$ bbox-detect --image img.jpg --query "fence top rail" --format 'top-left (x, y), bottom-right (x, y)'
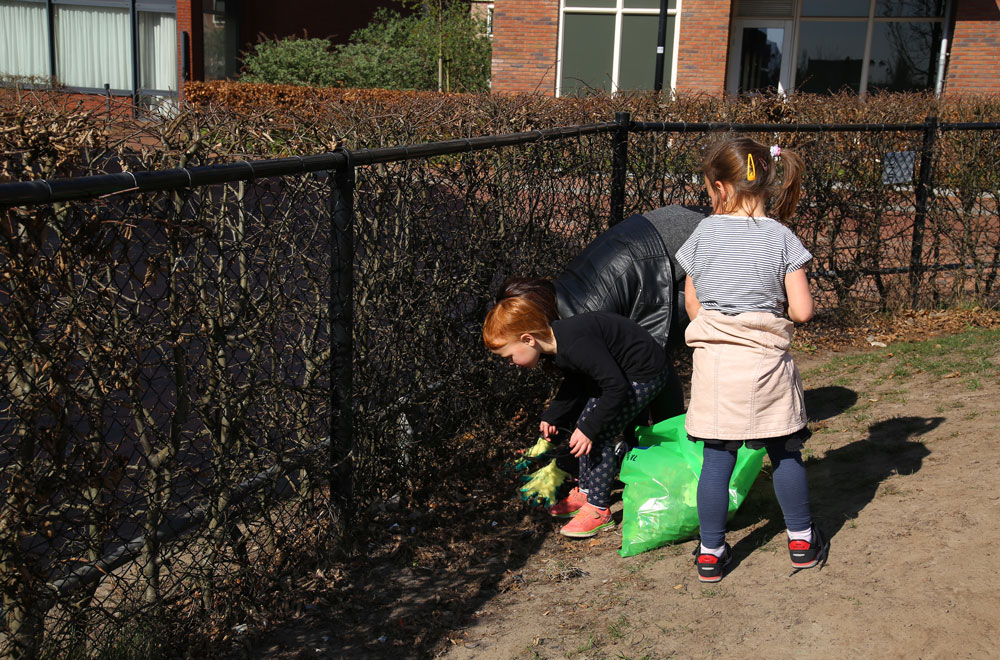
top-left (0, 122), bottom-right (616, 208)
top-left (631, 120), bottom-right (926, 133)
top-left (938, 121), bottom-right (1000, 131)
top-left (631, 120), bottom-right (1000, 133)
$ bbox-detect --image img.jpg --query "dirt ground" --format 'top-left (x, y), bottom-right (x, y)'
top-left (436, 351), bottom-right (998, 658)
top-left (244, 310), bottom-right (1000, 660)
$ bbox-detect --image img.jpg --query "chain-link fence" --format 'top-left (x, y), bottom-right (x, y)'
top-left (1, 115), bottom-right (999, 658)
top-left (625, 116), bottom-right (1000, 310)
top-left (2, 161), bottom-right (336, 658)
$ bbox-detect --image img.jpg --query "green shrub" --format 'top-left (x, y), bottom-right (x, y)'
top-left (237, 2), bottom-right (491, 93)
top-left (330, 4), bottom-right (492, 93)
top-left (240, 36), bottom-right (341, 87)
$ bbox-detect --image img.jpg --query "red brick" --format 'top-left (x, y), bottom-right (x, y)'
top-left (945, 0), bottom-right (1000, 95)
top-left (491, 0), bottom-right (559, 94)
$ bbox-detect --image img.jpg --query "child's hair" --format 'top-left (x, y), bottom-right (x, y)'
top-left (483, 283), bottom-right (557, 350)
top-left (701, 136), bottom-right (803, 222)
top-left (495, 276), bottom-right (558, 317)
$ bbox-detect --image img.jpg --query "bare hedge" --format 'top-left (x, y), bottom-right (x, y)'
top-left (1, 85), bottom-right (999, 658)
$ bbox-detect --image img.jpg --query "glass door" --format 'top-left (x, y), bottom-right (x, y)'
top-left (203, 0), bottom-right (240, 80)
top-left (727, 19), bottom-right (792, 95)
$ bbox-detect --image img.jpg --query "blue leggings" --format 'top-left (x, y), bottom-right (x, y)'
top-left (575, 371), bottom-right (668, 509)
top-left (697, 442), bottom-right (812, 549)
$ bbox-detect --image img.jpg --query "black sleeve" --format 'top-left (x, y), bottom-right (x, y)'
top-left (540, 377), bottom-right (588, 431)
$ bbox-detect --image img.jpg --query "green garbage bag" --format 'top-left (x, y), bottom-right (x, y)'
top-left (618, 414), bottom-right (766, 557)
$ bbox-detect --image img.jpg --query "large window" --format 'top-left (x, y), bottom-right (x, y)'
top-left (55, 4), bottom-right (132, 89)
top-left (728, 0), bottom-right (947, 96)
top-left (0, 1), bottom-right (49, 79)
top-left (0, 0), bottom-right (176, 98)
top-left (139, 11), bottom-right (178, 92)
top-left (559, 0), bottom-right (679, 96)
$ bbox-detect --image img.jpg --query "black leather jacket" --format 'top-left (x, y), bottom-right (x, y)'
top-left (553, 205), bottom-right (707, 348)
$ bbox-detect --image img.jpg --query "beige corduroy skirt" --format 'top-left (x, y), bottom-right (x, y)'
top-left (684, 309), bottom-right (807, 441)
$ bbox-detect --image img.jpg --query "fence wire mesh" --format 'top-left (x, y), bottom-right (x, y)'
top-left (627, 125), bottom-right (1000, 310)
top-left (350, 133), bottom-right (618, 502)
top-left (2, 174), bottom-right (333, 657)
top-left (1, 117), bottom-right (999, 658)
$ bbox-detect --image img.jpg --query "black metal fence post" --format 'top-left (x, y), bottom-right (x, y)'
top-left (653, 0), bottom-right (669, 91)
top-left (910, 115), bottom-right (938, 307)
top-left (610, 111), bottom-right (631, 226)
top-left (129, 0), bottom-right (139, 116)
top-left (330, 152), bottom-right (356, 538)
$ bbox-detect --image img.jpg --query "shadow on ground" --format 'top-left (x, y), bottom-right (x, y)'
top-left (231, 386), bottom-right (937, 659)
top-left (727, 386), bottom-right (936, 572)
top-left (804, 385), bottom-right (858, 422)
top-left (229, 464), bottom-right (559, 660)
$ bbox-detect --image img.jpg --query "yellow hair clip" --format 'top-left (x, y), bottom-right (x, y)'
top-left (746, 153), bottom-right (756, 182)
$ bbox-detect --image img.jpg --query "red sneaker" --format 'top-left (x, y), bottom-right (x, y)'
top-left (789, 525), bottom-right (830, 570)
top-left (548, 487), bottom-right (587, 518)
top-left (693, 543), bottom-right (733, 583)
top-left (559, 503), bottom-right (613, 538)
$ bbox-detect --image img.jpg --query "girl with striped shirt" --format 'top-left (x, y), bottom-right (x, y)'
top-left (675, 137), bottom-right (829, 583)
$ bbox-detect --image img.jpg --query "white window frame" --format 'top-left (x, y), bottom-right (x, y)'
top-left (556, 0), bottom-right (683, 97)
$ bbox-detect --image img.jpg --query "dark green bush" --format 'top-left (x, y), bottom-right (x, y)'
top-left (237, 2), bottom-right (491, 93)
top-left (239, 36), bottom-right (342, 87)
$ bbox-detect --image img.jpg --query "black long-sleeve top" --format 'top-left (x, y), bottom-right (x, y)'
top-left (541, 312), bottom-right (666, 440)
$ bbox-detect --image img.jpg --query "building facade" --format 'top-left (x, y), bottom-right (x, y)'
top-left (0, 0), bottom-right (406, 106)
top-left (1, 0), bottom-right (179, 106)
top-left (2, 0), bottom-right (996, 104)
top-left (491, 0), bottom-right (1000, 97)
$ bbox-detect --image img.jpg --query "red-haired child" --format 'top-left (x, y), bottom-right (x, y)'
top-left (484, 296), bottom-right (668, 537)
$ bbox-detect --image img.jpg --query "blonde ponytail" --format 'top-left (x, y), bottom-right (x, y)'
top-left (771, 148), bottom-right (803, 222)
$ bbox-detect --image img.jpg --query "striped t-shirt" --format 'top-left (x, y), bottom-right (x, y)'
top-left (674, 214), bottom-right (812, 316)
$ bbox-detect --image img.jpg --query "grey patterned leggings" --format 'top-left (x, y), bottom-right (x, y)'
top-left (576, 370), bottom-right (669, 508)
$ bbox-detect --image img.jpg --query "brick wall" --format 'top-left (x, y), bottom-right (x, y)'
top-left (944, 0), bottom-right (1000, 95)
top-left (176, 0), bottom-right (202, 99)
top-left (675, 0), bottom-right (731, 94)
top-left (490, 0), bottom-right (559, 94)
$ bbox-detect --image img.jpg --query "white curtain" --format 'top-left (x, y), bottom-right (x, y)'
top-left (54, 4), bottom-right (131, 90)
top-left (139, 11), bottom-right (177, 92)
top-left (0, 1), bottom-right (49, 79)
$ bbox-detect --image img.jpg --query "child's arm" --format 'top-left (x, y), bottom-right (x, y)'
top-left (541, 377), bottom-right (587, 434)
top-left (784, 268), bottom-right (814, 323)
top-left (684, 276), bottom-right (701, 320)
top-left (555, 336), bottom-right (631, 454)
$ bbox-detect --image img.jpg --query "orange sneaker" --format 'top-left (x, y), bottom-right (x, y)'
top-left (559, 503), bottom-right (613, 538)
top-left (548, 487), bottom-right (587, 518)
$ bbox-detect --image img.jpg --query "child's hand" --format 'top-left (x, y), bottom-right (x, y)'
top-left (539, 421), bottom-right (559, 439)
top-left (568, 428), bottom-right (592, 457)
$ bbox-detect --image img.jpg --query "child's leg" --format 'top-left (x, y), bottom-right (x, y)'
top-left (767, 442), bottom-right (830, 569)
top-left (765, 443), bottom-right (812, 533)
top-left (577, 455), bottom-right (592, 497)
top-left (578, 442), bottom-right (616, 509)
top-left (574, 374), bottom-right (668, 509)
top-left (697, 444), bottom-right (737, 550)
